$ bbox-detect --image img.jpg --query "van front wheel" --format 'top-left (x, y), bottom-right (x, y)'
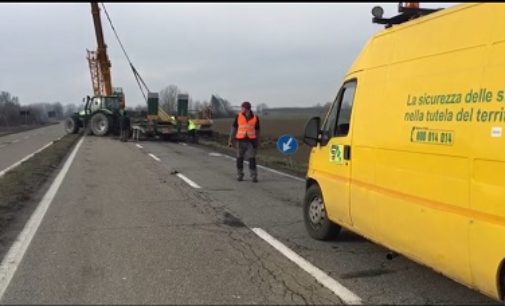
top-left (303, 184), bottom-right (341, 240)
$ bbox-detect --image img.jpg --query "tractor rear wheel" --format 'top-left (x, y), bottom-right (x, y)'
top-left (90, 112), bottom-right (111, 136)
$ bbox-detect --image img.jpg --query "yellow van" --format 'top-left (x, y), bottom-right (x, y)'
top-left (302, 3), bottom-right (505, 302)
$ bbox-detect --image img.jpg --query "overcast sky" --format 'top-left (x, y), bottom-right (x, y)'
top-left (0, 2), bottom-right (457, 108)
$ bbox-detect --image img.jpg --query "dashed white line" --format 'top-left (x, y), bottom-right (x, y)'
top-left (176, 173), bottom-right (201, 189)
top-left (0, 136), bottom-right (85, 301)
top-left (136, 144), bottom-right (143, 149)
top-left (251, 228), bottom-right (362, 305)
top-left (148, 153), bottom-right (160, 161)
top-left (0, 141), bottom-right (54, 177)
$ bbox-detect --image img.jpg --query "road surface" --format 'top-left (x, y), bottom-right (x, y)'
top-left (0, 123), bottom-right (65, 174)
top-left (0, 136), bottom-right (499, 304)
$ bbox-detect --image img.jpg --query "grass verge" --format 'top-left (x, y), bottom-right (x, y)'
top-left (0, 133), bottom-right (80, 240)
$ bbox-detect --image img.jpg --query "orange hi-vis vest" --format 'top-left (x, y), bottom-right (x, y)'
top-left (236, 112), bottom-right (257, 139)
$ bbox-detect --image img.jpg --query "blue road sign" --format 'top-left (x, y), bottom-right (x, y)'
top-left (276, 134), bottom-right (298, 156)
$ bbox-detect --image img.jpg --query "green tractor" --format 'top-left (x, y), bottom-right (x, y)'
top-left (64, 88), bottom-right (124, 136)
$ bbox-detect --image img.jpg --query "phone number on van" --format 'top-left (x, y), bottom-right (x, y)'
top-left (410, 127), bottom-right (455, 146)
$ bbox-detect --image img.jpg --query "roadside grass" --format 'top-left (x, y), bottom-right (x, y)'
top-left (0, 133), bottom-right (80, 236)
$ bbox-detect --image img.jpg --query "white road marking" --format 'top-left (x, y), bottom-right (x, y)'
top-left (0, 141), bottom-right (54, 177)
top-left (23, 136), bottom-right (30, 140)
top-left (251, 228), bottom-right (362, 305)
top-left (176, 173), bottom-right (201, 189)
top-left (213, 153), bottom-right (305, 182)
top-left (136, 144), bottom-right (143, 149)
top-left (181, 143), bottom-right (188, 146)
top-left (0, 136), bottom-right (85, 301)
top-left (208, 152), bottom-right (222, 157)
top-left (11, 140), bottom-right (19, 143)
top-left (149, 153), bottom-right (160, 161)
top-left (256, 164), bottom-right (305, 182)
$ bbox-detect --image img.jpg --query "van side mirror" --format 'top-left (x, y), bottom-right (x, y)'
top-left (303, 116), bottom-right (321, 147)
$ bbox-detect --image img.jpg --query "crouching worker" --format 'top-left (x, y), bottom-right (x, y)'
top-left (228, 101), bottom-right (260, 183)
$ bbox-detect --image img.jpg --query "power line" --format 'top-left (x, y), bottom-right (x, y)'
top-left (100, 2), bottom-right (151, 101)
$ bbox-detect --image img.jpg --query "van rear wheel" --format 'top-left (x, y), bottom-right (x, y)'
top-left (303, 184), bottom-right (341, 240)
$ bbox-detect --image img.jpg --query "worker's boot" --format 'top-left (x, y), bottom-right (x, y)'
top-left (237, 157), bottom-right (244, 181)
top-left (250, 158), bottom-right (258, 183)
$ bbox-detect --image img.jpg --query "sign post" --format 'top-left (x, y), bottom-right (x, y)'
top-left (276, 134), bottom-right (298, 169)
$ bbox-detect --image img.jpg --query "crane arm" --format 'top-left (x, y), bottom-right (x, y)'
top-left (90, 2), bottom-right (112, 96)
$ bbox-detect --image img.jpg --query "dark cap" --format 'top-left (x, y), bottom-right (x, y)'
top-left (241, 101), bottom-right (251, 110)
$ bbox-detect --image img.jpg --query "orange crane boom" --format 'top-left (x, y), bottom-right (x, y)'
top-left (88, 2), bottom-right (112, 97)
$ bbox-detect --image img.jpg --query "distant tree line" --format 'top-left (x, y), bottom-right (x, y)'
top-left (0, 90), bottom-right (66, 127)
top-left (29, 85), bottom-right (331, 124)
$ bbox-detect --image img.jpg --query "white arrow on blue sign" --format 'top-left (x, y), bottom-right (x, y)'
top-left (276, 134), bottom-right (298, 156)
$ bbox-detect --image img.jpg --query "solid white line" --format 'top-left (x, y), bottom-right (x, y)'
top-left (256, 164), bottom-right (305, 182)
top-left (251, 228), bottom-right (362, 305)
top-left (0, 136), bottom-right (85, 301)
top-left (148, 153), bottom-right (160, 161)
top-left (176, 173), bottom-right (201, 189)
top-left (136, 144), bottom-right (143, 149)
top-left (0, 141), bottom-right (54, 178)
top-left (216, 153), bottom-right (305, 182)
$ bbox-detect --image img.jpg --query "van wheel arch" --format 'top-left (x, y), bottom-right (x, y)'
top-left (498, 258), bottom-right (505, 302)
top-left (306, 178), bottom-right (318, 190)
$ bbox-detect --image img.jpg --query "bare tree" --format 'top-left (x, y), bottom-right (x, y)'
top-left (0, 91), bottom-right (21, 126)
top-left (64, 103), bottom-right (77, 117)
top-left (210, 94), bottom-right (234, 118)
top-left (192, 99), bottom-right (202, 111)
top-left (52, 102), bottom-right (64, 120)
top-left (159, 84), bottom-right (179, 114)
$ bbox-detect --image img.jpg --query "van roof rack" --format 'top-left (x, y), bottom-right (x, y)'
top-left (372, 3), bottom-right (443, 28)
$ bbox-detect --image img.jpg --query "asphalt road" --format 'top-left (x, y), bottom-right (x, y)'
top-left (0, 123), bottom-right (66, 174)
top-left (0, 135), bottom-right (499, 304)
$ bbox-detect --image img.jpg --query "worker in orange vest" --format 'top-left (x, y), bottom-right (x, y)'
top-left (228, 101), bottom-right (260, 182)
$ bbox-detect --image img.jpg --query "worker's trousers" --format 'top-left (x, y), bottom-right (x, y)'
top-left (120, 128), bottom-right (129, 142)
top-left (236, 140), bottom-right (257, 178)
